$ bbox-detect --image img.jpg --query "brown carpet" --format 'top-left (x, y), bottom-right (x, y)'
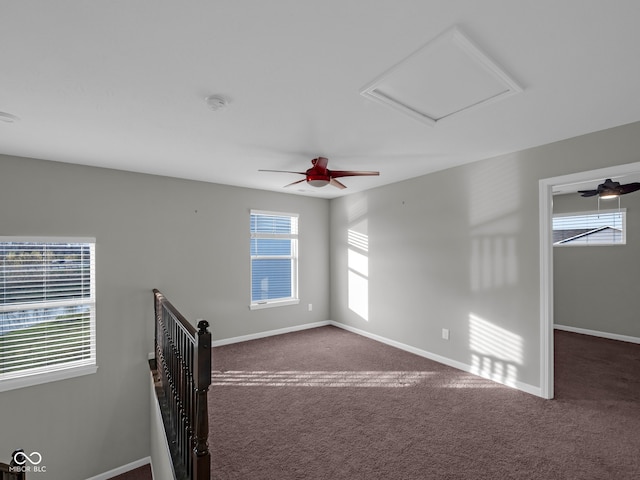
top-left (209, 326), bottom-right (640, 480)
top-left (108, 464), bottom-right (152, 480)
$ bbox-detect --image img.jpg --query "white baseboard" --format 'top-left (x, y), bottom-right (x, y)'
top-left (554, 324), bottom-right (640, 344)
top-left (210, 321), bottom-right (331, 347)
top-left (85, 457), bottom-right (151, 480)
top-left (328, 321), bottom-right (542, 398)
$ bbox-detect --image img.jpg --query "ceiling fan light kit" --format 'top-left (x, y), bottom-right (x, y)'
top-left (307, 177), bottom-right (330, 188)
top-left (599, 193), bottom-right (619, 200)
top-left (578, 178), bottom-right (640, 211)
top-left (578, 178), bottom-right (640, 198)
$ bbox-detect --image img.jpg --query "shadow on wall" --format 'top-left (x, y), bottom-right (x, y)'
top-left (468, 157), bottom-right (521, 293)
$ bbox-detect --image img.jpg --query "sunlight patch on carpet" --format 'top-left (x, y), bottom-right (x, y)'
top-left (211, 370), bottom-right (435, 387)
top-left (442, 376), bottom-right (502, 388)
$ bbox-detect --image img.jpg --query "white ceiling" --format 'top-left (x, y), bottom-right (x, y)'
top-left (3, 1), bottom-right (640, 199)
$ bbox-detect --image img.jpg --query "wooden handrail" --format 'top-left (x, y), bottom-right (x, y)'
top-left (153, 289), bottom-right (211, 480)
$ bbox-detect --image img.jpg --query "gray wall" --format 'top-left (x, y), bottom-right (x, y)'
top-left (4, 120), bottom-right (640, 478)
top-left (0, 154), bottom-right (329, 479)
top-left (553, 192), bottom-right (640, 337)
top-left (330, 121), bottom-right (640, 391)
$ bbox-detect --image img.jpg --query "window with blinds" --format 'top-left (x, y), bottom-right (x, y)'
top-left (0, 237), bottom-right (96, 391)
top-left (553, 210), bottom-right (626, 246)
top-left (250, 211), bottom-right (299, 309)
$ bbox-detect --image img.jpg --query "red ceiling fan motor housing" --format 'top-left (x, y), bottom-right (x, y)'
top-left (259, 156), bottom-right (379, 190)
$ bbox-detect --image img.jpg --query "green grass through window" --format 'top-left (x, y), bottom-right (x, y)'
top-left (0, 313), bottom-right (92, 375)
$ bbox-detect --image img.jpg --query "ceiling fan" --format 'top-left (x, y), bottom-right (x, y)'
top-left (578, 178), bottom-right (640, 198)
top-left (259, 156), bottom-right (379, 189)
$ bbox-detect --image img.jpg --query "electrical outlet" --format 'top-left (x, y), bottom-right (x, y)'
top-left (308, 303), bottom-right (313, 312)
top-left (442, 328), bottom-right (450, 340)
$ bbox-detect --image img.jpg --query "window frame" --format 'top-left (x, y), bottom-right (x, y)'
top-left (0, 236), bottom-right (97, 392)
top-left (552, 209), bottom-right (626, 247)
top-left (249, 210), bottom-right (300, 310)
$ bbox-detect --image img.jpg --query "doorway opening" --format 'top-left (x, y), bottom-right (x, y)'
top-left (538, 161), bottom-right (640, 399)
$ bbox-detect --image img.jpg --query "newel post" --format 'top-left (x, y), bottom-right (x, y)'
top-left (152, 289), bottom-right (162, 368)
top-left (193, 319), bottom-right (212, 480)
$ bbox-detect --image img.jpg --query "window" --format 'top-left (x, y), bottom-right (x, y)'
top-left (0, 237), bottom-right (96, 392)
top-left (553, 210), bottom-right (626, 246)
top-left (250, 210), bottom-right (299, 309)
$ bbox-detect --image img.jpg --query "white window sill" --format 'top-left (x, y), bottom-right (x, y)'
top-left (0, 364), bottom-right (98, 393)
top-left (249, 299), bottom-right (300, 310)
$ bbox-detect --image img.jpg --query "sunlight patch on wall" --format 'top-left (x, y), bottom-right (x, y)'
top-left (348, 247), bottom-right (368, 275)
top-left (348, 222), bottom-right (369, 321)
top-left (469, 313), bottom-right (522, 387)
top-left (212, 370), bottom-right (434, 387)
top-left (348, 229), bottom-right (369, 252)
top-left (348, 272), bottom-right (369, 320)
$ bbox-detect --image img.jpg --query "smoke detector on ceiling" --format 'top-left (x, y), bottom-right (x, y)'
top-left (205, 95), bottom-right (228, 111)
top-left (0, 112), bottom-right (20, 123)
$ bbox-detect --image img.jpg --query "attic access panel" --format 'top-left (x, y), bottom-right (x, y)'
top-left (360, 27), bottom-right (522, 126)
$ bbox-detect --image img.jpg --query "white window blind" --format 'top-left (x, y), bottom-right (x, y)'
top-left (0, 237), bottom-right (96, 391)
top-left (553, 210), bottom-right (626, 245)
top-left (250, 210), bottom-right (299, 308)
